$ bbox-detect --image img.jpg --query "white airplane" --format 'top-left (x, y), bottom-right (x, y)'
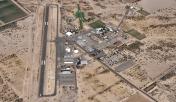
top-left (45, 22), bottom-right (48, 25)
top-left (41, 60), bottom-right (46, 65)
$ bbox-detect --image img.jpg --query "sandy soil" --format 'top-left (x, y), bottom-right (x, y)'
top-left (0, 72), bottom-right (23, 102)
top-left (0, 0), bottom-right (176, 102)
top-left (0, 0), bottom-right (38, 102)
top-left (123, 1), bottom-right (176, 101)
top-left (77, 55), bottom-right (136, 102)
top-left (62, 0), bottom-right (176, 101)
top-left (124, 92), bottom-right (152, 102)
top-left (0, 14), bottom-right (35, 101)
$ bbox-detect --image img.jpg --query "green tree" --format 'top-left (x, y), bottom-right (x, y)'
top-left (75, 4), bottom-right (86, 29)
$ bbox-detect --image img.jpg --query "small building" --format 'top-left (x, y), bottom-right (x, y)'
top-left (64, 53), bottom-right (75, 65)
top-left (76, 58), bottom-right (88, 67)
top-left (95, 28), bottom-right (104, 34)
top-left (65, 47), bottom-right (71, 53)
top-left (86, 46), bottom-right (95, 52)
top-left (64, 61), bottom-right (74, 64)
top-left (65, 32), bottom-right (73, 36)
top-left (74, 50), bottom-right (79, 54)
top-left (61, 70), bottom-right (72, 74)
top-left (80, 60), bottom-right (88, 65)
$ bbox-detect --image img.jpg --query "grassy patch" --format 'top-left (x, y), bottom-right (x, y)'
top-left (89, 20), bottom-right (105, 28)
top-left (127, 16), bottom-right (145, 21)
top-left (159, 40), bottom-right (176, 48)
top-left (127, 41), bottom-right (144, 52)
top-left (137, 9), bottom-right (150, 16)
top-left (126, 29), bottom-right (146, 40)
top-left (147, 44), bottom-right (163, 51)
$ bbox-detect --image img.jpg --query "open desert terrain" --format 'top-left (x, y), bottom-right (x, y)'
top-left (0, 0), bottom-right (176, 102)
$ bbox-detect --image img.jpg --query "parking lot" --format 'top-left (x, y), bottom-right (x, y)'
top-left (68, 27), bottom-right (136, 72)
top-left (58, 67), bottom-right (76, 87)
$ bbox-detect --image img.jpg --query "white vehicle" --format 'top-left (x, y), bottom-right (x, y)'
top-left (130, 6), bottom-right (134, 9)
top-left (107, 27), bottom-right (113, 32)
top-left (86, 33), bottom-right (91, 37)
top-left (83, 39), bottom-right (87, 42)
top-left (66, 68), bottom-right (71, 70)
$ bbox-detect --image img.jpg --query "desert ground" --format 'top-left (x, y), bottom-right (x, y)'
top-left (0, 0), bottom-right (176, 102)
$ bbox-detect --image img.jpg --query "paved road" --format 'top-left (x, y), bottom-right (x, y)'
top-left (56, 37), bottom-right (65, 65)
top-left (117, 6), bottom-right (130, 28)
top-left (39, 5), bottom-right (49, 97)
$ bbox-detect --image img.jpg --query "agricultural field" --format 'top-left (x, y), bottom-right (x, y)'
top-left (0, 0), bottom-right (28, 27)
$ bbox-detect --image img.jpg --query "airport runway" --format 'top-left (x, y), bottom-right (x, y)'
top-left (39, 5), bottom-right (49, 97)
top-left (39, 4), bottom-right (60, 97)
